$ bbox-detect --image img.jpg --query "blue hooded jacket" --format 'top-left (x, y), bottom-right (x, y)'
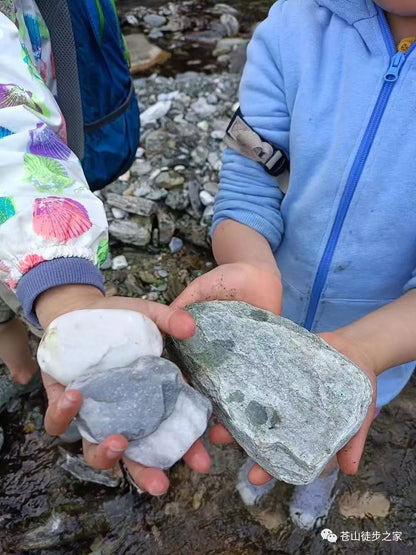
top-left (213, 0), bottom-right (416, 407)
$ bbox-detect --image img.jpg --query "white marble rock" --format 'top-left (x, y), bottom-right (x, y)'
top-left (37, 309), bottom-right (163, 385)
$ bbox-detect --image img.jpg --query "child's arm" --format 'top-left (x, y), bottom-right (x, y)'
top-left (0, 9), bottom-right (106, 324)
top-left (212, 1), bottom-right (290, 252)
top-left (332, 289), bottom-right (416, 376)
top-left (0, 9), bottom-right (210, 494)
top-left (174, 2), bottom-right (290, 312)
top-left (172, 220), bottom-right (282, 314)
top-left (35, 284), bottom-right (209, 496)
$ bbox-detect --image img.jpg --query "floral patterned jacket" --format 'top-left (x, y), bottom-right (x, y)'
top-left (0, 0), bottom-right (108, 324)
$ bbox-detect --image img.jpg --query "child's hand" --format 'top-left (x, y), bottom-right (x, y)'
top-left (36, 285), bottom-right (211, 495)
top-left (171, 262), bottom-right (283, 315)
top-left (207, 329), bottom-right (378, 486)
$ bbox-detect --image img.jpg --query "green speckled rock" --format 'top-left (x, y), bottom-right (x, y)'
top-left (167, 301), bottom-right (373, 485)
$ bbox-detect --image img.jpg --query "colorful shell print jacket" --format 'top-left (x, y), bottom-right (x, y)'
top-left (0, 0), bottom-right (107, 324)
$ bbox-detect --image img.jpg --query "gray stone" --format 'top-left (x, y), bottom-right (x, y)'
top-left (208, 152), bottom-right (222, 171)
top-left (130, 160), bottom-right (152, 177)
top-left (199, 190), bottom-right (215, 206)
top-left (60, 450), bottom-right (121, 488)
top-left (206, 93), bottom-right (219, 105)
top-left (176, 214), bottom-right (209, 248)
top-left (144, 129), bottom-right (175, 155)
top-left (217, 54), bottom-right (231, 66)
top-left (204, 181), bottom-right (219, 196)
top-left (220, 14), bottom-right (240, 37)
top-left (191, 145), bottom-right (209, 165)
top-left (167, 301), bottom-right (373, 485)
top-left (191, 97), bottom-right (217, 116)
top-left (0, 426), bottom-right (3, 452)
top-left (147, 187), bottom-right (168, 201)
top-left (59, 420), bottom-right (82, 443)
top-left (111, 207), bottom-right (127, 220)
top-left (165, 189), bottom-right (190, 211)
top-left (106, 193), bottom-right (157, 217)
top-left (185, 28), bottom-right (226, 46)
top-left (109, 217), bottom-right (151, 246)
top-left (125, 34), bottom-right (170, 74)
top-left (100, 255), bottom-right (112, 270)
top-left (71, 356), bottom-right (211, 468)
top-left (133, 184), bottom-right (152, 197)
top-left (157, 207), bottom-right (176, 245)
top-left (0, 371), bottom-right (41, 414)
top-left (197, 121), bottom-right (209, 132)
top-left (213, 37), bottom-right (248, 56)
top-left (155, 170), bottom-right (185, 190)
top-left (230, 43), bottom-right (248, 74)
top-left (140, 100), bottom-right (172, 126)
top-left (169, 237), bottom-right (184, 253)
top-left (125, 14), bottom-right (139, 27)
top-left (201, 205), bottom-right (214, 225)
top-left (211, 3), bottom-right (239, 17)
top-left (211, 129), bottom-right (225, 140)
top-left (143, 14), bottom-right (166, 27)
top-left (188, 179), bottom-right (203, 214)
top-left (148, 29), bottom-right (164, 40)
top-left (111, 255), bottom-right (128, 271)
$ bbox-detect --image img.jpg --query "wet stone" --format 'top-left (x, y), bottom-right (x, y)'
top-left (106, 193), bottom-right (157, 217)
top-left (143, 14), bottom-right (166, 27)
top-left (165, 189), bottom-right (190, 211)
top-left (147, 187), bottom-right (168, 201)
top-left (220, 14), bottom-right (240, 37)
top-left (111, 255), bottom-right (128, 271)
top-left (109, 216), bottom-right (152, 246)
top-left (59, 450), bottom-right (122, 488)
top-left (156, 207), bottom-right (176, 244)
top-left (71, 356), bottom-right (211, 468)
top-left (176, 214), bottom-right (209, 248)
top-left (169, 236), bottom-right (184, 253)
top-left (167, 301), bottom-right (373, 485)
top-left (0, 371), bottom-right (42, 413)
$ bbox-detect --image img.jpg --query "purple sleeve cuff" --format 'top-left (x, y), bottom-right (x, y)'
top-left (16, 257), bottom-right (105, 327)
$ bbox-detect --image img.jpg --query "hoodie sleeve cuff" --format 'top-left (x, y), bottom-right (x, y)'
top-left (16, 257), bottom-right (104, 327)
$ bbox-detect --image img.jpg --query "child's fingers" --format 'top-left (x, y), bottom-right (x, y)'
top-left (171, 269), bottom-right (241, 310)
top-left (101, 297), bottom-right (196, 339)
top-left (183, 439), bottom-right (211, 473)
top-left (82, 435), bottom-right (128, 469)
top-left (336, 404), bottom-right (375, 475)
top-left (170, 275), bottom-right (209, 309)
top-left (122, 457), bottom-right (170, 496)
top-left (43, 385), bottom-right (82, 435)
top-left (209, 423), bottom-right (234, 444)
top-left (248, 463), bottom-right (274, 485)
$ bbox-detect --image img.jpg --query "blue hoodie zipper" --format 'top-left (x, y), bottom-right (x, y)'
top-left (303, 8), bottom-right (416, 331)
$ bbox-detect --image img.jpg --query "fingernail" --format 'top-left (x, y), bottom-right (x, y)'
top-left (107, 447), bottom-right (125, 458)
top-left (148, 483), bottom-right (167, 496)
top-left (58, 393), bottom-right (76, 410)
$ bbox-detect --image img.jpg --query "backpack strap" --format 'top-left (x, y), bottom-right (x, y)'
top-left (36, 0), bottom-right (84, 159)
top-left (224, 108), bottom-right (289, 177)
